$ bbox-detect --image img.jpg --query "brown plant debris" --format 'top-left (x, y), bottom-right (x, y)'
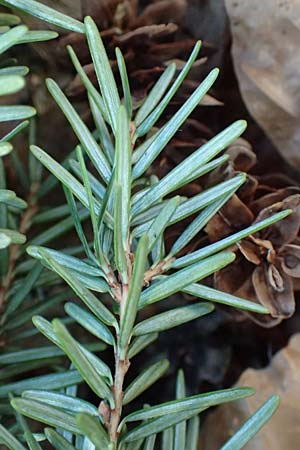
top-left (200, 333), bottom-right (300, 450)
top-left (203, 139), bottom-right (300, 327)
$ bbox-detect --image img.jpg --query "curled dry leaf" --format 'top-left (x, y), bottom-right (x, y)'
top-left (214, 194), bottom-right (300, 327)
top-left (199, 334), bottom-right (300, 450)
top-left (254, 195), bottom-right (300, 248)
top-left (252, 262), bottom-right (294, 319)
top-left (225, 0), bottom-right (300, 169)
top-left (281, 244), bottom-right (300, 278)
top-left (202, 138), bottom-right (300, 327)
top-left (251, 187), bottom-right (300, 215)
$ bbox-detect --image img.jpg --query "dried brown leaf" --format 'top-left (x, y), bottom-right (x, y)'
top-left (252, 262), bottom-right (295, 318)
top-left (200, 334), bottom-right (300, 450)
top-left (281, 244), bottom-right (300, 278)
top-left (254, 195), bottom-right (300, 247)
top-left (226, 0), bottom-right (300, 169)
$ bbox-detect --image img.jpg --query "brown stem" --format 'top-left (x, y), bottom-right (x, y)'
top-left (108, 251), bottom-right (131, 446)
top-left (105, 252), bottom-right (172, 445)
top-left (109, 355), bottom-right (130, 444)
top-left (0, 183), bottom-right (39, 313)
top-left (143, 257), bottom-right (174, 285)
